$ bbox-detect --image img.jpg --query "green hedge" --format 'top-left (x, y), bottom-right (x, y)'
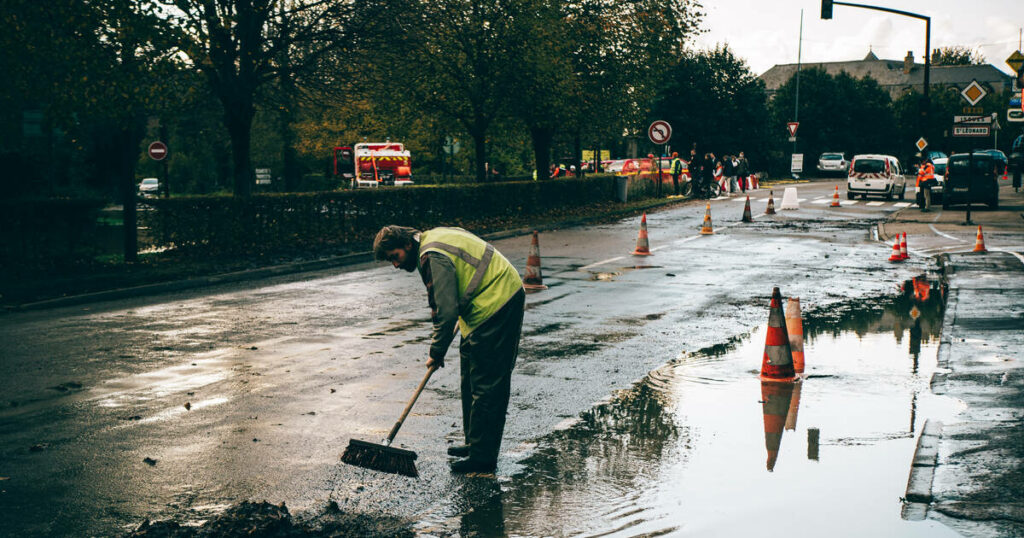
top-left (0, 198), bottom-right (107, 276)
top-left (140, 176), bottom-right (621, 255)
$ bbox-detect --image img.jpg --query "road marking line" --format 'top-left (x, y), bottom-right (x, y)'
top-left (810, 199), bottom-right (831, 204)
top-left (579, 255), bottom-right (626, 271)
top-left (892, 202), bottom-right (912, 208)
top-left (840, 200), bottom-right (859, 206)
top-left (928, 224), bottom-right (966, 242)
top-left (866, 201), bottom-right (885, 206)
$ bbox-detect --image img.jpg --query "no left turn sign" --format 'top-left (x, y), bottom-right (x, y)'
top-left (648, 120), bottom-right (672, 144)
top-left (148, 141), bottom-right (168, 161)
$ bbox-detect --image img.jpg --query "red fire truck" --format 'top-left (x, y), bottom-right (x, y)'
top-left (333, 142), bottom-right (413, 188)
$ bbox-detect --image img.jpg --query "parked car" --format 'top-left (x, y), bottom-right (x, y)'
top-left (942, 152), bottom-right (999, 210)
top-left (973, 149), bottom-right (1008, 175)
top-left (846, 154), bottom-right (906, 200)
top-left (816, 152), bottom-right (847, 176)
top-left (138, 177), bottom-right (159, 197)
top-left (915, 157), bottom-right (947, 207)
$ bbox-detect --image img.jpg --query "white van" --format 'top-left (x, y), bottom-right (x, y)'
top-left (846, 154), bottom-right (906, 200)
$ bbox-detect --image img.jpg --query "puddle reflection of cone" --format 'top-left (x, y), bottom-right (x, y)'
top-left (632, 213), bottom-right (653, 256)
top-left (765, 191), bottom-right (776, 215)
top-left (899, 232), bottom-right (909, 260)
top-left (700, 202), bottom-right (714, 234)
top-left (972, 225), bottom-right (987, 253)
top-left (522, 230), bottom-right (548, 291)
top-left (760, 287), bottom-right (796, 382)
top-left (784, 378), bottom-right (803, 431)
top-left (785, 297), bottom-right (804, 375)
top-left (807, 427), bottom-right (820, 461)
top-left (888, 237), bottom-right (903, 262)
top-left (761, 380), bottom-right (795, 471)
top-left (742, 196), bottom-right (752, 223)
top-left (830, 185), bottom-right (841, 207)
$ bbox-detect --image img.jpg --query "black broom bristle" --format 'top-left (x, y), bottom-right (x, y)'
top-left (341, 438), bottom-right (419, 478)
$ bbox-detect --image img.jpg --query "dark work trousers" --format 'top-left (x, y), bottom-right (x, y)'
top-left (672, 173), bottom-right (681, 195)
top-left (459, 288), bottom-right (525, 463)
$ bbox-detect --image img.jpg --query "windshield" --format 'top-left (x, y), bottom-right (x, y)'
top-left (821, 154), bottom-right (843, 160)
top-left (933, 163), bottom-right (947, 175)
top-left (853, 159), bottom-right (885, 174)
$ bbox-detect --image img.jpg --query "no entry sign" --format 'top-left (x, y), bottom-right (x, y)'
top-left (148, 141), bottom-right (168, 161)
top-left (648, 120), bottom-right (672, 144)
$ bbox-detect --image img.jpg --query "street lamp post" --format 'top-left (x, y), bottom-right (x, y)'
top-left (822, 1), bottom-right (931, 139)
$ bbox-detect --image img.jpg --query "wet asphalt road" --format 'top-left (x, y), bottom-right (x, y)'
top-left (0, 180), bottom-right (944, 536)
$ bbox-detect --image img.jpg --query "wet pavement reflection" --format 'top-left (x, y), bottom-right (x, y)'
top-left (437, 275), bottom-right (964, 537)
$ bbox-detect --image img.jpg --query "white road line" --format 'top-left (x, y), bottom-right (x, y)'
top-left (810, 199), bottom-right (831, 204)
top-left (928, 224), bottom-right (966, 242)
top-left (991, 248), bottom-right (1024, 265)
top-left (840, 200), bottom-right (859, 206)
top-left (866, 201), bottom-right (885, 206)
top-left (892, 202), bottom-right (912, 208)
top-left (579, 255), bottom-right (627, 272)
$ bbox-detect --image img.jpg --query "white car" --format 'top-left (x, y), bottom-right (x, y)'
top-left (817, 152), bottom-right (847, 176)
top-left (138, 177), bottom-right (159, 197)
top-left (846, 154), bottom-right (906, 200)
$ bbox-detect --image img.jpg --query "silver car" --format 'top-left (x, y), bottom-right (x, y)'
top-left (817, 152), bottom-right (847, 176)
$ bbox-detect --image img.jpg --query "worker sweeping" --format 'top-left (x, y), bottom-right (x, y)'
top-left (916, 157), bottom-right (935, 212)
top-left (373, 225), bottom-right (525, 474)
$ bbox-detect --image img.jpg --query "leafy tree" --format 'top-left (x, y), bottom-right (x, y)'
top-left (652, 45), bottom-right (769, 165)
top-left (931, 46), bottom-right (985, 66)
top-left (156, 0), bottom-right (368, 197)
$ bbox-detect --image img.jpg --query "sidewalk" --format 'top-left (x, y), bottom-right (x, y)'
top-left (893, 183), bottom-right (1024, 536)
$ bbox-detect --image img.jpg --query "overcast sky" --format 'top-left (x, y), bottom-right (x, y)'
top-left (693, 0), bottom-right (1024, 77)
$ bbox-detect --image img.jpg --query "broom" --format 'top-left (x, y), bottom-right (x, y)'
top-left (341, 365), bottom-right (438, 478)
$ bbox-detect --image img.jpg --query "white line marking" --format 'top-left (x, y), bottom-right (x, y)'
top-left (579, 255), bottom-right (626, 272)
top-left (810, 199), bottom-right (831, 204)
top-left (928, 224), bottom-right (966, 242)
top-left (892, 202), bottom-right (912, 208)
top-left (866, 201), bottom-right (884, 206)
top-left (840, 200), bottom-right (859, 206)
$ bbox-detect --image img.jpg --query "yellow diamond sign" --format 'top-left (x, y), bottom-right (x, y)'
top-left (916, 137), bottom-right (928, 151)
top-left (961, 80), bottom-right (987, 106)
top-left (1007, 50), bottom-right (1024, 73)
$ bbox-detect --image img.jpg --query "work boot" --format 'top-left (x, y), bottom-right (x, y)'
top-left (450, 457), bottom-right (497, 474)
top-left (446, 444), bottom-right (471, 457)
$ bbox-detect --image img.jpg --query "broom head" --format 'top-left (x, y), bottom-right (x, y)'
top-left (341, 438), bottom-right (419, 478)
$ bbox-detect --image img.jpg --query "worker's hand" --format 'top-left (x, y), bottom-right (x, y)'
top-left (426, 356), bottom-right (444, 369)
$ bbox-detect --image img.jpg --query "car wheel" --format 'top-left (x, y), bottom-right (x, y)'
top-left (885, 189), bottom-right (893, 201)
top-left (942, 200), bottom-right (950, 210)
top-left (898, 186), bottom-right (905, 200)
top-left (846, 191), bottom-right (854, 200)
top-left (988, 198), bottom-right (998, 210)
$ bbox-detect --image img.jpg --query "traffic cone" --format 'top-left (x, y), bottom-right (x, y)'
top-left (760, 287), bottom-right (796, 382)
top-left (785, 297), bottom-right (805, 375)
top-left (761, 380), bottom-right (795, 471)
top-left (751, 174), bottom-right (759, 190)
top-left (522, 230), bottom-right (548, 291)
top-left (888, 237), bottom-right (903, 262)
top-left (784, 379), bottom-right (803, 431)
top-left (830, 185), bottom-right (841, 207)
top-left (765, 191), bottom-right (776, 215)
top-left (741, 196), bottom-right (752, 223)
top-left (631, 213), bottom-right (653, 256)
top-left (972, 225), bottom-right (987, 253)
top-left (700, 202), bottom-right (714, 235)
top-left (899, 232), bottom-right (909, 260)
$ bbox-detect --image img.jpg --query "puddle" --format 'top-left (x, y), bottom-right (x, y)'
top-left (433, 276), bottom-right (964, 536)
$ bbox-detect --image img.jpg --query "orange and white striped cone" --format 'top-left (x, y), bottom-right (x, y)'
top-left (751, 174), bottom-right (759, 190)
top-left (972, 225), bottom-right (987, 253)
top-left (785, 297), bottom-right (804, 375)
top-left (522, 230), bottom-right (548, 291)
top-left (761, 380), bottom-right (795, 472)
top-left (899, 232), bottom-right (909, 260)
top-left (741, 196), bottom-right (753, 223)
top-left (830, 185), bottom-right (841, 207)
top-left (784, 378), bottom-right (803, 431)
top-left (760, 287), bottom-right (796, 382)
top-left (700, 202), bottom-right (714, 235)
top-left (888, 237), bottom-right (904, 262)
top-left (765, 191), bottom-right (776, 215)
top-left (631, 213), bottom-right (653, 256)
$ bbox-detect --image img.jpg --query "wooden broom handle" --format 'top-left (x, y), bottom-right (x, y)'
top-left (385, 365), bottom-right (439, 445)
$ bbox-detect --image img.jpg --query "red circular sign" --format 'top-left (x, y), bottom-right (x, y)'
top-left (648, 120), bottom-right (672, 144)
top-left (148, 141), bottom-right (168, 161)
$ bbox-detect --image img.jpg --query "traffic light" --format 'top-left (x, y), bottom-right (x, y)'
top-left (821, 0), bottom-right (833, 19)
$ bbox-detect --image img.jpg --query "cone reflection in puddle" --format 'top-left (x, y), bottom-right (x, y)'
top-left (761, 380), bottom-right (796, 472)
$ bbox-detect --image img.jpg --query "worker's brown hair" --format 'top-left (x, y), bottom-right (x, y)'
top-left (373, 225), bottom-right (420, 260)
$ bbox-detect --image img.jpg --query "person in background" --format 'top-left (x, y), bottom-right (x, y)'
top-left (736, 152), bottom-right (750, 193)
top-left (916, 157), bottom-right (935, 212)
top-left (670, 152), bottom-right (684, 196)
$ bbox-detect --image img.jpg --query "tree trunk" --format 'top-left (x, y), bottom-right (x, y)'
top-left (116, 122), bottom-right (144, 263)
top-left (573, 132), bottom-right (582, 178)
top-left (224, 102), bottom-right (255, 197)
top-left (530, 127), bottom-right (553, 181)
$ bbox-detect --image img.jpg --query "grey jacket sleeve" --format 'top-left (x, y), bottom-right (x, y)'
top-left (421, 251), bottom-right (460, 361)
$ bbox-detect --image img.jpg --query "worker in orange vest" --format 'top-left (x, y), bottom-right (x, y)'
top-left (916, 158), bottom-right (936, 212)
